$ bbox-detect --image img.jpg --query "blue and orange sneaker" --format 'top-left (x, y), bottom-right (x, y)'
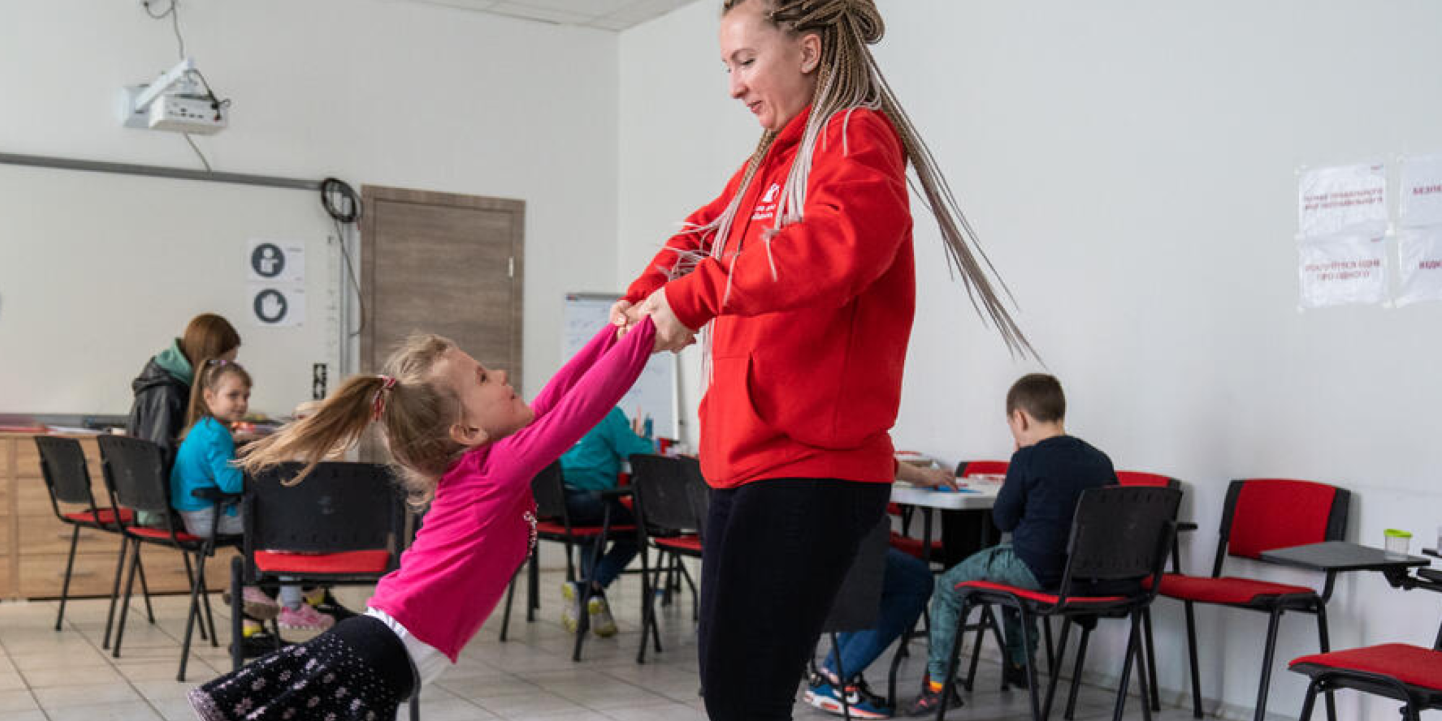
top-left (804, 671), bottom-right (894, 719)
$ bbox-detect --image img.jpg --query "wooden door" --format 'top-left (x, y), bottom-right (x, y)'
top-left (358, 186), bottom-right (525, 460)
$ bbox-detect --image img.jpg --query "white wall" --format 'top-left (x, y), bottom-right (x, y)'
top-left (619, 2), bottom-right (1442, 718)
top-left (0, 0), bottom-right (618, 410)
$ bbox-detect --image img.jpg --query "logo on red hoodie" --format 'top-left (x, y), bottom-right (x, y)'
top-left (752, 183), bottom-right (781, 221)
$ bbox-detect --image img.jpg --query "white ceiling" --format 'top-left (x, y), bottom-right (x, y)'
top-left (404, 0), bottom-right (705, 32)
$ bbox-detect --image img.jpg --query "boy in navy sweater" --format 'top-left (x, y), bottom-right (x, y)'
top-left (910, 374), bottom-right (1116, 715)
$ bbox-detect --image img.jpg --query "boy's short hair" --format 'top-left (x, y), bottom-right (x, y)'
top-left (1006, 373), bottom-right (1066, 423)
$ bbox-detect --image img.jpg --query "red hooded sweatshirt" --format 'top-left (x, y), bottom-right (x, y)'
top-left (624, 106), bottom-right (915, 489)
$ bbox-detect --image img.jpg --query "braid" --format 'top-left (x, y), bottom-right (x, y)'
top-left (690, 0), bottom-right (1035, 358)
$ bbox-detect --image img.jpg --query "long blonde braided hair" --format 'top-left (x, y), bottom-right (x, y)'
top-left (672, 0), bottom-right (1033, 358)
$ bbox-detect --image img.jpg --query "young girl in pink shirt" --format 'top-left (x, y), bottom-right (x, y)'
top-left (187, 319), bottom-right (657, 721)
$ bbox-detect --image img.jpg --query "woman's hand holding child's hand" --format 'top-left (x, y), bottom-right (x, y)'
top-left (641, 288), bottom-right (696, 353)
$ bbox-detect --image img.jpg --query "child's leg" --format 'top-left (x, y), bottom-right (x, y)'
top-left (978, 549), bottom-right (1042, 666)
top-left (824, 549), bottom-right (932, 682)
top-left (925, 546), bottom-right (1005, 683)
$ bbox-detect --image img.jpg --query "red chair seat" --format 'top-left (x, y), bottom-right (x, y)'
top-left (254, 550), bottom-right (392, 575)
top-left (64, 507), bottom-right (134, 525)
top-left (129, 526), bottom-right (204, 543)
top-left (889, 531), bottom-right (944, 560)
top-left (1155, 573), bottom-right (1315, 604)
top-left (534, 521), bottom-right (636, 538)
top-left (1290, 644), bottom-right (1442, 692)
top-left (655, 535), bottom-right (702, 553)
top-left (887, 502), bottom-right (904, 516)
top-left (956, 579), bottom-right (1126, 605)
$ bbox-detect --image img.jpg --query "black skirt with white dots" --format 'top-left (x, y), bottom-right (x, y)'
top-left (187, 615), bottom-right (416, 721)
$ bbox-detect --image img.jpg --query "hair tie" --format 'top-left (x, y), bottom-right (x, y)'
top-left (208, 359), bottom-right (228, 366)
top-left (372, 375), bottom-right (398, 421)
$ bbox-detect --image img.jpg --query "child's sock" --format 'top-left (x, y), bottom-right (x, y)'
top-left (927, 677), bottom-right (945, 694)
top-left (242, 619), bottom-right (264, 637)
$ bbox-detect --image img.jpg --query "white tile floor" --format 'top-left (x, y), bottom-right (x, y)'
top-left (0, 570), bottom-right (1205, 720)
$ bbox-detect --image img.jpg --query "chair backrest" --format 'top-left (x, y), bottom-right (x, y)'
top-left (1058, 486), bottom-right (1181, 597)
top-left (684, 467), bottom-right (712, 541)
top-left (1219, 478), bottom-right (1349, 567)
top-left (630, 454), bottom-right (701, 535)
top-left (529, 461), bottom-right (567, 520)
top-left (35, 436), bottom-right (99, 510)
top-left (1115, 470), bottom-right (1179, 489)
top-left (822, 518), bottom-right (891, 633)
top-left (97, 434), bottom-right (173, 516)
top-left (244, 462), bottom-right (404, 557)
top-left (956, 459), bottom-right (1009, 479)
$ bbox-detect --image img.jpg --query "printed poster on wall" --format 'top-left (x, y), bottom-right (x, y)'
top-left (1297, 234), bottom-right (1387, 309)
top-left (1298, 163), bottom-right (1388, 238)
top-left (1396, 228), bottom-right (1442, 306)
top-left (1400, 154), bottom-right (1442, 228)
top-left (247, 239), bottom-right (306, 284)
top-left (248, 284), bottom-right (306, 327)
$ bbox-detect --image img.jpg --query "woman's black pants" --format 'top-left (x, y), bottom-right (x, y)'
top-left (698, 478), bottom-right (890, 720)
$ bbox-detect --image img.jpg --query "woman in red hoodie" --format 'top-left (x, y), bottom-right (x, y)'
top-left (614, 1), bottom-right (1031, 718)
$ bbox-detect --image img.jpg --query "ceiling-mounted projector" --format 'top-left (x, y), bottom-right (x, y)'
top-left (119, 57), bottom-right (228, 135)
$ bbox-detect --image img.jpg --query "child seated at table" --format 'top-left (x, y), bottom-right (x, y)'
top-left (805, 460), bottom-right (954, 719)
top-left (170, 359), bottom-right (335, 634)
top-left (908, 373), bottom-right (1117, 715)
top-left (557, 405), bottom-right (655, 637)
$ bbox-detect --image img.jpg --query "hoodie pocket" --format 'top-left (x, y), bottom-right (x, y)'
top-left (700, 355), bottom-right (775, 479)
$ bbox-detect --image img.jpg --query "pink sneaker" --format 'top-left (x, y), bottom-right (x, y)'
top-left (278, 603), bottom-right (336, 631)
top-left (240, 587), bottom-right (280, 621)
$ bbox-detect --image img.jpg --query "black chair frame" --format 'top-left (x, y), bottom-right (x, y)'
top-left (229, 461), bottom-right (416, 718)
top-left (34, 436), bottom-right (156, 633)
top-left (1292, 567), bottom-right (1442, 721)
top-left (630, 454), bottom-right (706, 664)
top-left (97, 434), bottom-right (239, 682)
top-left (1165, 479), bottom-right (1349, 721)
top-left (936, 486), bottom-right (1181, 721)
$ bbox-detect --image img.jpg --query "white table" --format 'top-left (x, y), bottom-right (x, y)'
top-left (889, 482), bottom-right (1000, 510)
top-left (889, 480), bottom-right (1003, 568)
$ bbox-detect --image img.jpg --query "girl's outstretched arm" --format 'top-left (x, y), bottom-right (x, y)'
top-left (499, 318), bottom-right (657, 484)
top-left (530, 322), bottom-right (625, 419)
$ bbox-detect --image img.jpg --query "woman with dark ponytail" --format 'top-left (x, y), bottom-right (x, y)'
top-left (613, 1), bottom-right (1031, 717)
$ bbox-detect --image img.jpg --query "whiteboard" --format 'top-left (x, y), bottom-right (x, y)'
top-left (0, 161), bottom-right (342, 418)
top-left (562, 293), bottom-right (678, 439)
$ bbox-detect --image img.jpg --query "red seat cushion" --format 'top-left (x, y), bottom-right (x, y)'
top-left (534, 521), bottom-right (636, 538)
top-left (889, 532), bottom-right (944, 560)
top-left (64, 508), bottom-right (134, 525)
top-left (887, 503), bottom-right (904, 516)
top-left (619, 497), bottom-right (635, 512)
top-left (129, 526), bottom-right (204, 543)
top-left (956, 580), bottom-right (1125, 605)
top-left (1290, 644), bottom-right (1442, 692)
top-left (655, 535), bottom-right (702, 553)
top-left (254, 550), bottom-right (392, 575)
top-left (1155, 573), bottom-right (1315, 604)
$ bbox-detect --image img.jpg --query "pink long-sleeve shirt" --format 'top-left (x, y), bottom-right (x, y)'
top-left (368, 318), bottom-right (656, 661)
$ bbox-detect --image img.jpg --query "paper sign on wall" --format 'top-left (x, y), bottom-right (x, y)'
top-left (1396, 228), bottom-right (1442, 306)
top-left (249, 285), bottom-right (306, 327)
top-left (1298, 164), bottom-right (1388, 238)
top-left (247, 239), bottom-right (306, 284)
top-left (1298, 234), bottom-right (1387, 309)
top-left (1400, 155), bottom-right (1442, 228)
